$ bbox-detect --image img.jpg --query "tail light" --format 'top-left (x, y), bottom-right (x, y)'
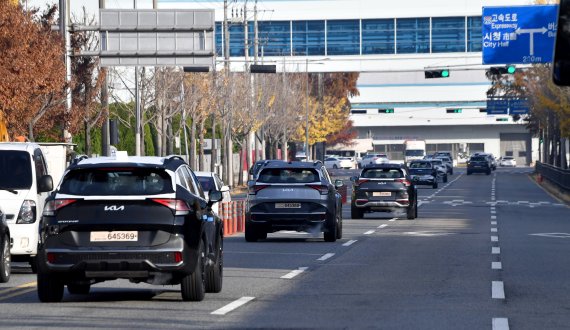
top-left (356, 179), bottom-right (369, 186)
top-left (396, 178), bottom-right (411, 187)
top-left (174, 252), bottom-right (183, 263)
top-left (306, 184), bottom-right (329, 195)
top-left (16, 200), bottom-right (37, 224)
top-left (151, 199), bottom-right (191, 215)
top-left (47, 253), bottom-right (56, 263)
top-left (43, 199), bottom-right (78, 217)
top-left (249, 184), bottom-right (269, 195)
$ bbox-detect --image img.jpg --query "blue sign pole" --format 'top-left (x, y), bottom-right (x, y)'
top-left (482, 5), bottom-right (558, 65)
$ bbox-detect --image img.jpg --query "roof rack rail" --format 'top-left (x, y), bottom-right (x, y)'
top-left (164, 155), bottom-right (185, 163)
top-left (313, 160), bottom-right (323, 166)
top-left (71, 154), bottom-right (88, 166)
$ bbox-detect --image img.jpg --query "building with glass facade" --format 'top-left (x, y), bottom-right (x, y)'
top-left (162, 0), bottom-right (536, 165)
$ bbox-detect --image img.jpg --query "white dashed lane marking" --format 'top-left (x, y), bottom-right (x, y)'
top-left (492, 318), bottom-right (510, 330)
top-left (364, 230), bottom-right (375, 235)
top-left (211, 297), bottom-right (256, 315)
top-left (317, 253), bottom-right (335, 261)
top-left (492, 262), bottom-right (502, 270)
top-left (492, 247), bottom-right (501, 254)
top-left (378, 224), bottom-right (388, 229)
top-left (281, 267), bottom-right (308, 279)
top-left (491, 236), bottom-right (499, 242)
top-left (342, 240), bottom-right (357, 247)
top-left (492, 281), bottom-right (505, 299)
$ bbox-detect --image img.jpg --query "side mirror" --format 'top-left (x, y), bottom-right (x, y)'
top-left (349, 176), bottom-right (358, 182)
top-left (208, 190), bottom-right (223, 207)
top-left (247, 180), bottom-right (255, 187)
top-left (334, 179), bottom-right (344, 188)
top-left (38, 175), bottom-right (53, 193)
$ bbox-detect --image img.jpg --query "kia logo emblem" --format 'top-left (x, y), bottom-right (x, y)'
top-left (104, 205), bottom-right (125, 211)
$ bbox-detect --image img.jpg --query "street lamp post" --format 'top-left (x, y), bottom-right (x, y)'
top-left (305, 58), bottom-right (310, 160)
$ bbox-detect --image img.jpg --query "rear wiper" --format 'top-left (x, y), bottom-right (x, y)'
top-left (0, 189), bottom-right (18, 195)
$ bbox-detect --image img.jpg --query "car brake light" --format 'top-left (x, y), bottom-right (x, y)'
top-left (357, 179), bottom-right (369, 185)
top-left (174, 252), bottom-right (183, 263)
top-left (151, 199), bottom-right (191, 215)
top-left (306, 184), bottom-right (329, 195)
top-left (249, 185), bottom-right (269, 194)
top-left (42, 199), bottom-right (77, 217)
top-left (47, 253), bottom-right (56, 263)
top-left (396, 179), bottom-right (411, 187)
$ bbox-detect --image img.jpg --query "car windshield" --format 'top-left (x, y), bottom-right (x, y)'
top-left (0, 150), bottom-right (32, 190)
top-left (257, 168), bottom-right (320, 183)
top-left (409, 162), bottom-right (431, 169)
top-left (362, 168), bottom-right (403, 178)
top-left (59, 168), bottom-right (173, 195)
top-left (431, 160), bottom-right (443, 165)
top-left (503, 157), bottom-right (514, 160)
top-left (197, 176), bottom-right (216, 192)
top-left (471, 156), bottom-right (487, 162)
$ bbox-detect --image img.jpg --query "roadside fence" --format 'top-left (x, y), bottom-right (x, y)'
top-left (535, 162), bottom-right (570, 192)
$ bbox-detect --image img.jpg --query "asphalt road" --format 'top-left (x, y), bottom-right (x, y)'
top-left (1, 167), bottom-right (569, 329)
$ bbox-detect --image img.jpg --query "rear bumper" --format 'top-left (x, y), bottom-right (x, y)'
top-left (467, 166), bottom-right (490, 173)
top-left (248, 212), bottom-right (327, 231)
top-left (7, 222), bottom-right (38, 256)
top-left (38, 235), bottom-right (194, 278)
top-left (353, 199), bottom-right (409, 209)
top-left (410, 175), bottom-right (436, 185)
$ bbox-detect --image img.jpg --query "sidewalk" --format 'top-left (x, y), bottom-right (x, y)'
top-left (530, 173), bottom-right (570, 205)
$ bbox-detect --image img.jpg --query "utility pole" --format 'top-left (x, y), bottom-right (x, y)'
top-left (99, 0), bottom-right (110, 156)
top-left (305, 58), bottom-right (310, 160)
top-left (59, 0), bottom-right (72, 143)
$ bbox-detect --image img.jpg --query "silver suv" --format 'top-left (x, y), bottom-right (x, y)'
top-left (246, 161), bottom-right (343, 242)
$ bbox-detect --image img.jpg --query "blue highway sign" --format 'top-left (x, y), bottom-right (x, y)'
top-left (486, 98), bottom-right (530, 115)
top-left (482, 5), bottom-right (558, 64)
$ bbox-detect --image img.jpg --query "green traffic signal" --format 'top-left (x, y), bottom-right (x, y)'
top-left (507, 65), bottom-right (516, 74)
top-left (441, 70), bottom-right (449, 78)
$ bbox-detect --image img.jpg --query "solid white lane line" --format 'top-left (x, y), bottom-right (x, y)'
top-left (491, 221), bottom-right (497, 225)
top-left (491, 228), bottom-right (498, 233)
top-left (378, 224), bottom-right (388, 229)
top-left (342, 240), bottom-right (357, 247)
top-left (492, 247), bottom-right (501, 254)
top-left (364, 230), bottom-right (375, 235)
top-left (491, 236), bottom-right (499, 242)
top-left (492, 281), bottom-right (505, 299)
top-left (492, 262), bottom-right (503, 270)
top-left (492, 318), bottom-right (510, 330)
top-left (281, 267), bottom-right (309, 279)
top-left (317, 253), bottom-right (335, 261)
top-left (211, 297), bottom-right (256, 315)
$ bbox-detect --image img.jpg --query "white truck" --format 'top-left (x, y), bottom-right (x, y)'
top-left (403, 140), bottom-right (426, 164)
top-left (0, 142), bottom-right (71, 271)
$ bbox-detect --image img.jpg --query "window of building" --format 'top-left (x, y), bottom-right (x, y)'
top-left (467, 16), bottom-right (482, 52)
top-left (215, 22), bottom-right (224, 56)
top-left (327, 20), bottom-right (360, 55)
top-left (257, 21), bottom-right (291, 56)
top-left (396, 18), bottom-right (430, 54)
top-left (431, 17), bottom-right (466, 53)
top-left (292, 20), bottom-right (326, 56)
top-left (229, 24), bottom-right (246, 56)
top-left (362, 19), bottom-right (395, 54)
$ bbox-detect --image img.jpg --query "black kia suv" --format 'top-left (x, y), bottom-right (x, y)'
top-left (245, 161), bottom-right (343, 242)
top-left (0, 206), bottom-right (10, 283)
top-left (351, 163), bottom-right (417, 220)
top-left (467, 155), bottom-right (492, 175)
top-left (37, 154), bottom-right (224, 302)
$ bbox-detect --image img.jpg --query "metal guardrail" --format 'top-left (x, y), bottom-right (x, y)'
top-left (535, 162), bottom-right (570, 192)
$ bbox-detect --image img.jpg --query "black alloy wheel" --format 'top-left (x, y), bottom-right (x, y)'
top-left (0, 235), bottom-right (10, 283)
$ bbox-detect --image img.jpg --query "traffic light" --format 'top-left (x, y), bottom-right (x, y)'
top-left (425, 69), bottom-right (450, 78)
top-left (447, 109), bottom-right (462, 113)
top-left (183, 66), bottom-right (210, 73)
top-left (488, 65), bottom-right (516, 75)
top-left (378, 108), bottom-right (394, 114)
top-left (250, 64), bottom-right (277, 73)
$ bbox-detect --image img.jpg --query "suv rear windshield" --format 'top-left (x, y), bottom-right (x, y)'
top-left (409, 162), bottom-right (432, 169)
top-left (258, 168), bottom-right (320, 183)
top-left (470, 156), bottom-right (487, 162)
top-left (0, 151), bottom-right (32, 190)
top-left (59, 168), bottom-right (173, 195)
top-left (361, 168), bottom-right (403, 178)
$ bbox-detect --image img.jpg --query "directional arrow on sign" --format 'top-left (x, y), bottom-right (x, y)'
top-left (515, 27), bottom-right (548, 56)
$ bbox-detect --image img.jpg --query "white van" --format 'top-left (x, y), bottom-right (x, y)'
top-left (0, 143), bottom-right (55, 270)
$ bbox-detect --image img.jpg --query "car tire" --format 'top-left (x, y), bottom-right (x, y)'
top-left (486, 170), bottom-right (491, 175)
top-left (29, 256), bottom-right (38, 274)
top-left (443, 175), bottom-right (448, 183)
top-left (67, 283), bottom-right (91, 295)
top-left (407, 201), bottom-right (416, 220)
top-left (0, 235), bottom-right (11, 283)
top-left (350, 205), bottom-right (363, 219)
top-left (206, 233), bottom-right (223, 293)
top-left (333, 164), bottom-right (338, 169)
top-left (324, 220), bottom-right (337, 243)
top-left (467, 171), bottom-right (472, 175)
top-left (37, 271), bottom-right (64, 302)
top-left (336, 210), bottom-right (343, 240)
top-left (450, 168), bottom-right (454, 175)
top-left (245, 224), bottom-right (265, 242)
top-left (181, 239), bottom-right (206, 302)
top-left (432, 182), bottom-right (438, 189)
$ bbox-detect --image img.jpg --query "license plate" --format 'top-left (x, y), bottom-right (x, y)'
top-left (90, 231), bottom-right (138, 242)
top-left (275, 203), bottom-right (301, 208)
top-left (373, 192), bottom-right (391, 197)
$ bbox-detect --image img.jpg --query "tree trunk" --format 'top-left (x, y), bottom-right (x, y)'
top-left (238, 138), bottom-right (246, 186)
top-left (211, 114), bottom-right (217, 173)
top-left (190, 119), bottom-right (197, 168)
top-left (281, 135), bottom-right (288, 161)
top-left (198, 119), bottom-right (205, 171)
top-left (85, 120), bottom-right (91, 156)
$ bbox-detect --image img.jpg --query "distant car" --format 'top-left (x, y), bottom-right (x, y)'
top-left (429, 159), bottom-right (449, 183)
top-left (324, 156), bottom-right (354, 169)
top-left (195, 171), bottom-right (231, 216)
top-left (358, 153), bottom-right (389, 168)
top-left (434, 156), bottom-right (454, 175)
top-left (433, 151), bottom-right (454, 164)
top-left (37, 154), bottom-right (224, 302)
top-left (474, 153), bottom-right (497, 170)
top-left (408, 160), bottom-right (439, 189)
top-left (0, 205), bottom-right (10, 283)
top-left (499, 156), bottom-right (517, 167)
top-left (350, 163), bottom-right (417, 220)
top-left (467, 155), bottom-right (492, 175)
top-left (246, 161), bottom-right (343, 242)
